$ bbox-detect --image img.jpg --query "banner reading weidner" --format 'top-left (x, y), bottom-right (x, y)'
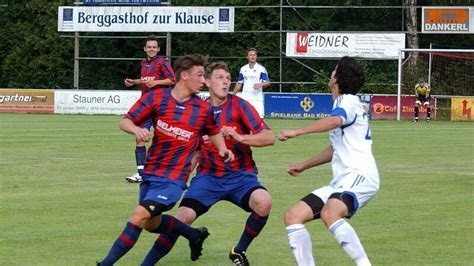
top-left (286, 32), bottom-right (405, 59)
top-left (58, 6), bottom-right (234, 32)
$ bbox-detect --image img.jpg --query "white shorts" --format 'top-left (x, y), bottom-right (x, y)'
top-left (239, 94), bottom-right (264, 118)
top-left (312, 172), bottom-right (379, 213)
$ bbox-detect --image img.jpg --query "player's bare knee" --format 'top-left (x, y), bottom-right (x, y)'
top-left (253, 196), bottom-right (272, 217)
top-left (320, 208), bottom-right (336, 227)
top-left (130, 205), bottom-right (152, 227)
top-left (284, 207), bottom-right (303, 225)
top-left (176, 207), bottom-right (197, 225)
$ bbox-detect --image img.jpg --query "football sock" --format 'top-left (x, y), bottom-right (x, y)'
top-left (235, 213), bottom-right (268, 253)
top-left (414, 106), bottom-right (419, 119)
top-left (135, 146), bottom-right (146, 175)
top-left (141, 233), bottom-right (179, 266)
top-left (427, 107), bottom-right (431, 119)
top-left (286, 224), bottom-right (315, 266)
top-left (152, 214), bottom-right (199, 241)
top-left (329, 219), bottom-right (371, 266)
top-left (100, 222), bottom-right (142, 265)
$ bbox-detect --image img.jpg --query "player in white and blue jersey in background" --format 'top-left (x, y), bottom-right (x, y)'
top-left (278, 56), bottom-right (379, 266)
top-left (233, 48), bottom-right (270, 118)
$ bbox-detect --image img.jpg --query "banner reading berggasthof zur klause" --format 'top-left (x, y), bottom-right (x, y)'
top-left (58, 6), bottom-right (234, 32)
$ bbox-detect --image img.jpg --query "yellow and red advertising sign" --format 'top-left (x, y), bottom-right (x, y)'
top-left (451, 97), bottom-right (474, 121)
top-left (0, 89), bottom-right (54, 113)
top-left (371, 95), bottom-right (437, 120)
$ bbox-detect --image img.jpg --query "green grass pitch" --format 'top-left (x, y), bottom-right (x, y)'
top-left (1, 113), bottom-right (473, 265)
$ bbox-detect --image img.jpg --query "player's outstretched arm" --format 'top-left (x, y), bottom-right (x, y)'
top-left (220, 126), bottom-right (275, 147)
top-left (209, 133), bottom-right (235, 162)
top-left (287, 145), bottom-right (333, 176)
top-left (278, 116), bottom-right (342, 141)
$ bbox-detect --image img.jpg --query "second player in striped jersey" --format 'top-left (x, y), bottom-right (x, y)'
top-left (141, 61), bottom-right (275, 266)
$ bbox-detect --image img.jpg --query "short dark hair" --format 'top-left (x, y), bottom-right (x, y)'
top-left (173, 54), bottom-right (208, 81)
top-left (247, 47), bottom-right (258, 54)
top-left (143, 35), bottom-right (160, 47)
top-left (205, 61), bottom-right (230, 78)
top-left (335, 56), bottom-right (365, 95)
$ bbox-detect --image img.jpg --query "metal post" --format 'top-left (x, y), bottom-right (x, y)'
top-left (166, 32), bottom-right (172, 59)
top-left (279, 0), bottom-right (283, 92)
top-left (428, 43), bottom-right (433, 84)
top-left (166, 0), bottom-right (172, 60)
top-left (397, 50), bottom-right (403, 121)
top-left (73, 1), bottom-right (80, 90)
top-left (74, 31), bottom-right (79, 90)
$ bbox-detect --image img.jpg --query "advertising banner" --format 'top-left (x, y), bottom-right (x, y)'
top-left (371, 95), bottom-right (437, 120)
top-left (55, 90), bottom-right (140, 115)
top-left (286, 32), bottom-right (405, 59)
top-left (84, 0), bottom-right (162, 4)
top-left (0, 89), bottom-right (54, 113)
top-left (422, 7), bottom-right (474, 34)
top-left (451, 97), bottom-right (474, 121)
top-left (58, 6), bottom-right (234, 32)
top-left (264, 93), bottom-right (333, 119)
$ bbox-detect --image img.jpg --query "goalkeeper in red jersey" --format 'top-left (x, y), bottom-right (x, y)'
top-left (414, 77), bottom-right (432, 122)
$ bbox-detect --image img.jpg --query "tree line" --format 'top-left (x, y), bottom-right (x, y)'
top-left (0, 0), bottom-right (472, 95)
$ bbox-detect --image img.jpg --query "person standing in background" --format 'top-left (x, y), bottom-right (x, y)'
top-left (413, 77), bottom-right (431, 122)
top-left (124, 35), bottom-right (175, 183)
top-left (233, 48), bottom-right (271, 118)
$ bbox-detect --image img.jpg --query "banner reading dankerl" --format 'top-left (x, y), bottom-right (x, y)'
top-left (58, 6), bottom-right (234, 32)
top-left (286, 32), bottom-right (405, 59)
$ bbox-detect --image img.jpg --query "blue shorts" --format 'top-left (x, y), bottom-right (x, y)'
top-left (182, 171), bottom-right (264, 212)
top-left (139, 175), bottom-right (186, 212)
top-left (140, 118), bottom-right (153, 130)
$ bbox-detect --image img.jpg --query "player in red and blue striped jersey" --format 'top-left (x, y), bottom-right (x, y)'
top-left (124, 35), bottom-right (176, 183)
top-left (98, 55), bottom-right (234, 266)
top-left (141, 62), bottom-right (275, 266)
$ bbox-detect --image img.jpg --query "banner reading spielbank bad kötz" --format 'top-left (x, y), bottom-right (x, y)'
top-left (58, 6), bottom-right (234, 32)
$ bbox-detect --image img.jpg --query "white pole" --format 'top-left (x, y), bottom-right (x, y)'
top-left (428, 43), bottom-right (433, 84)
top-left (397, 49), bottom-right (403, 121)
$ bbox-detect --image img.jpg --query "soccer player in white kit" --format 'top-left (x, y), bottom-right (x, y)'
top-left (278, 56), bottom-right (379, 266)
top-left (233, 48), bottom-right (271, 118)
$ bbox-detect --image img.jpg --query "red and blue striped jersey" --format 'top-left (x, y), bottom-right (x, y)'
top-left (140, 56), bottom-right (175, 94)
top-left (125, 88), bottom-right (219, 182)
top-left (197, 94), bottom-right (270, 177)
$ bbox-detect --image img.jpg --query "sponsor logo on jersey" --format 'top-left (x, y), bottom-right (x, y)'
top-left (156, 119), bottom-right (193, 141)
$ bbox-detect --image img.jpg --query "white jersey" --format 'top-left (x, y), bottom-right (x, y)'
top-left (329, 94), bottom-right (379, 183)
top-left (237, 62), bottom-right (270, 100)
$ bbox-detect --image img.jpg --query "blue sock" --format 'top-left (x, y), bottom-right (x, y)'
top-left (141, 233), bottom-right (180, 266)
top-left (135, 146), bottom-right (146, 175)
top-left (153, 214), bottom-right (199, 241)
top-left (235, 213), bottom-right (268, 253)
top-left (100, 222), bottom-right (142, 265)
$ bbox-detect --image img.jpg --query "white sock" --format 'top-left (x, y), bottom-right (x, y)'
top-left (286, 224), bottom-right (315, 266)
top-left (329, 219), bottom-right (371, 266)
